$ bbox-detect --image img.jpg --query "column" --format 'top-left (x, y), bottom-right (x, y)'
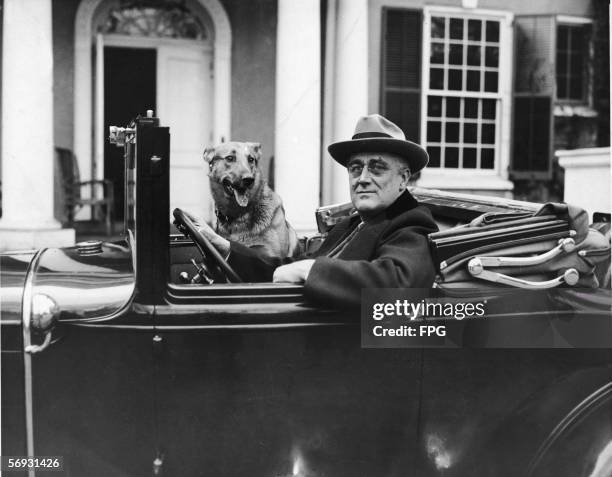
top-left (325, 0), bottom-right (369, 205)
top-left (274, 0), bottom-right (321, 232)
top-left (0, 0), bottom-right (74, 250)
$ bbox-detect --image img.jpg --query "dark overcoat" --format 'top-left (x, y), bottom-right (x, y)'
top-left (228, 191), bottom-right (439, 308)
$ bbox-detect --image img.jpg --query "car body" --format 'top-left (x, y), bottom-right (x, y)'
top-left (1, 114), bottom-right (611, 476)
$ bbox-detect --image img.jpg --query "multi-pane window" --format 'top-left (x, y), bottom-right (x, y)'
top-left (424, 15), bottom-right (503, 170)
top-left (556, 24), bottom-right (590, 102)
top-left (426, 96), bottom-right (497, 169)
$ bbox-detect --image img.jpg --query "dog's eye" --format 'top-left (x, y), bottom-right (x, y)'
top-left (225, 155), bottom-right (236, 162)
top-left (247, 155), bottom-right (257, 164)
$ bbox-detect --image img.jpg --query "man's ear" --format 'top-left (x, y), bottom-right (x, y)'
top-left (203, 147), bottom-right (216, 164)
top-left (400, 168), bottom-right (411, 189)
top-left (248, 142), bottom-right (262, 161)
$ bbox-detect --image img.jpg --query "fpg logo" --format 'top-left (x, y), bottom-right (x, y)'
top-left (419, 325), bottom-right (446, 337)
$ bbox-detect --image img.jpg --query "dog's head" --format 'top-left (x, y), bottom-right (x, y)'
top-left (203, 141), bottom-right (263, 209)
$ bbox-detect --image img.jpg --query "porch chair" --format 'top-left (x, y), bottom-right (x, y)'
top-left (55, 147), bottom-right (115, 237)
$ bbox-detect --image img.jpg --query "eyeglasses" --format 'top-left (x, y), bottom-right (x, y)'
top-left (347, 159), bottom-right (392, 178)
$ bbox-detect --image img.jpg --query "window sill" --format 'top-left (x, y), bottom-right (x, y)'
top-left (554, 104), bottom-right (598, 118)
top-left (416, 172), bottom-right (514, 193)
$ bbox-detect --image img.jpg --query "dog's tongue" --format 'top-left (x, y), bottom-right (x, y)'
top-left (233, 189), bottom-right (249, 207)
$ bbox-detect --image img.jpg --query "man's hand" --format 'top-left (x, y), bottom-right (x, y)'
top-left (184, 212), bottom-right (230, 257)
top-left (273, 259), bottom-right (315, 284)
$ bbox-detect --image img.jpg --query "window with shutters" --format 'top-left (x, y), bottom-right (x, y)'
top-left (422, 10), bottom-right (511, 173)
top-left (380, 6), bottom-right (513, 192)
top-left (511, 16), bottom-right (593, 178)
top-left (556, 21), bottom-right (592, 103)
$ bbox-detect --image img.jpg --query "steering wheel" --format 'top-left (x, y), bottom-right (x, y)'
top-left (172, 208), bottom-right (242, 283)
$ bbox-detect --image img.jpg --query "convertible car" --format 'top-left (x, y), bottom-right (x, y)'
top-left (2, 113), bottom-right (611, 476)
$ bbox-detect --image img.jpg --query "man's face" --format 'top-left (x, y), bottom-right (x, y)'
top-left (347, 152), bottom-right (410, 219)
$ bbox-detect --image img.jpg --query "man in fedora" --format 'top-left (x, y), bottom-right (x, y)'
top-left (196, 114), bottom-right (438, 308)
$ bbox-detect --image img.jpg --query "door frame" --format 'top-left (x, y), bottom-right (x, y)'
top-left (74, 0), bottom-right (231, 185)
top-left (95, 33), bottom-right (214, 183)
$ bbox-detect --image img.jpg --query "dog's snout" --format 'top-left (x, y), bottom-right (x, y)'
top-left (241, 176), bottom-right (255, 188)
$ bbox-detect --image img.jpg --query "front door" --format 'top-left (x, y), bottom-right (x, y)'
top-left (104, 46), bottom-right (157, 220)
top-left (101, 40), bottom-right (213, 222)
top-left (157, 44), bottom-right (214, 222)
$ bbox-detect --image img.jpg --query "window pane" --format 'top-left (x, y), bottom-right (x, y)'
top-left (484, 71), bottom-right (498, 92)
top-left (557, 25), bottom-right (569, 50)
top-left (450, 18), bottom-right (463, 40)
top-left (464, 123), bottom-right (477, 143)
top-left (485, 21), bottom-right (499, 42)
top-left (569, 76), bottom-right (583, 100)
top-left (431, 42), bottom-right (445, 64)
top-left (570, 52), bottom-right (583, 78)
top-left (467, 70), bottom-right (480, 91)
top-left (430, 68), bottom-right (444, 89)
top-left (427, 121), bottom-right (442, 142)
top-left (481, 148), bottom-right (494, 169)
top-left (570, 26), bottom-right (585, 53)
top-left (467, 45), bottom-right (481, 66)
top-left (482, 99), bottom-right (495, 119)
top-left (485, 46), bottom-right (498, 67)
top-left (448, 69), bottom-right (462, 90)
top-left (428, 146), bottom-right (441, 167)
top-left (428, 96), bottom-right (443, 117)
top-left (558, 75), bottom-right (568, 99)
top-left (465, 98), bottom-right (478, 118)
top-left (446, 147), bottom-right (459, 167)
top-left (447, 97), bottom-right (460, 117)
top-left (481, 123), bottom-right (496, 144)
top-left (449, 44), bottom-right (463, 65)
top-left (467, 19), bottom-right (481, 41)
top-left (431, 17), bottom-right (445, 38)
top-left (556, 52), bottom-right (567, 76)
top-left (446, 122), bottom-right (460, 142)
top-left (464, 148), bottom-right (477, 168)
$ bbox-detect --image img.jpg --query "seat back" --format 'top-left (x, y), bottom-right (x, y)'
top-left (55, 147), bottom-right (81, 206)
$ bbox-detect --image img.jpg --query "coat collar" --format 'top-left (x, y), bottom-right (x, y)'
top-left (385, 189), bottom-right (419, 218)
top-left (316, 190), bottom-right (421, 259)
top-left (356, 190), bottom-right (419, 224)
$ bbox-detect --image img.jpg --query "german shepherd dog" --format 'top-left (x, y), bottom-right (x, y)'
top-left (204, 142), bottom-right (298, 258)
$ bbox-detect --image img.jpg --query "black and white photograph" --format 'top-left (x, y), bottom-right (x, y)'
top-left (1, 0), bottom-right (611, 475)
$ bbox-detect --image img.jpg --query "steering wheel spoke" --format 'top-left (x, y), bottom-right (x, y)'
top-left (173, 208), bottom-right (243, 283)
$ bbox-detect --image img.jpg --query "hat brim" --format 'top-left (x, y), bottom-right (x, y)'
top-left (328, 138), bottom-right (429, 173)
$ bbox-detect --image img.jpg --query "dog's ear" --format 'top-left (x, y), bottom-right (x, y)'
top-left (203, 147), bottom-right (216, 164)
top-left (248, 142), bottom-right (262, 161)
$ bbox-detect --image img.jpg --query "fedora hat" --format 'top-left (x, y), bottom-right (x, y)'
top-left (328, 114), bottom-right (428, 172)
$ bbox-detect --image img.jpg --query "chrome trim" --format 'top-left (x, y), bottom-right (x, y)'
top-left (468, 265), bottom-right (579, 289)
top-left (468, 237), bottom-right (580, 289)
top-left (24, 332), bottom-right (53, 354)
top-left (470, 238), bottom-right (576, 269)
top-left (74, 322), bottom-right (343, 331)
top-left (21, 248), bottom-right (45, 473)
top-left (527, 381), bottom-right (612, 475)
top-left (29, 241), bottom-right (136, 324)
top-left (2, 319), bottom-right (22, 325)
top-left (30, 293), bottom-right (60, 332)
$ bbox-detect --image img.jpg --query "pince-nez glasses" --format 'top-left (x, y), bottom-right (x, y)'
top-left (347, 160), bottom-right (392, 178)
